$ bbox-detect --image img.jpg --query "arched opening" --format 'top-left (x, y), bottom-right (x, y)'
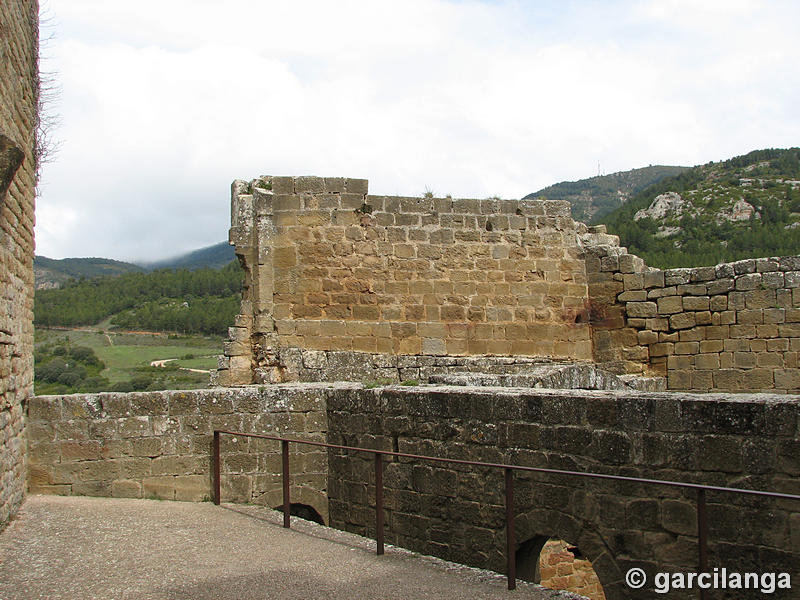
top-left (273, 503), bottom-right (325, 525)
top-left (516, 535), bottom-right (548, 583)
top-left (516, 537), bottom-right (606, 600)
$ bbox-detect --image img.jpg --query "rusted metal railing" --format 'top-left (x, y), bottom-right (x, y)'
top-left (212, 429), bottom-right (800, 595)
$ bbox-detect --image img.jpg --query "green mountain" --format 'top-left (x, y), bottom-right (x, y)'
top-left (139, 242), bottom-right (235, 271)
top-left (35, 261), bottom-right (243, 335)
top-left (525, 165), bottom-right (690, 224)
top-left (34, 242), bottom-right (236, 289)
top-left (34, 256), bottom-right (143, 290)
top-left (601, 148), bottom-right (800, 269)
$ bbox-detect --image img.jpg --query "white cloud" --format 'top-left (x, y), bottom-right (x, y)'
top-left (36, 0), bottom-right (800, 260)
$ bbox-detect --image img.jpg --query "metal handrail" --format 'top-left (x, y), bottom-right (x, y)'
top-left (212, 429), bottom-right (800, 596)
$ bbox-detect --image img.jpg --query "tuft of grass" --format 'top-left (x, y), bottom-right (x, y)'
top-left (400, 380), bottom-right (419, 386)
top-left (363, 378), bottom-right (393, 389)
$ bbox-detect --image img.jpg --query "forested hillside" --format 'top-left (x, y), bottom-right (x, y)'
top-left (34, 256), bottom-right (143, 289)
top-left (601, 148), bottom-right (800, 269)
top-left (35, 261), bottom-right (243, 335)
top-left (525, 165), bottom-right (689, 223)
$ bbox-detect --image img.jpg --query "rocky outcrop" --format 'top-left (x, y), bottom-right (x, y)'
top-left (633, 192), bottom-right (693, 221)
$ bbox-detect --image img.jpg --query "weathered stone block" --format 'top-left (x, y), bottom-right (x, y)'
top-left (695, 353), bottom-right (720, 369)
top-left (664, 268), bottom-right (692, 285)
top-left (735, 272), bottom-right (761, 290)
top-left (643, 270), bottom-right (664, 289)
top-left (626, 302), bottom-right (658, 318)
top-left (669, 312), bottom-right (696, 330)
top-left (143, 476), bottom-right (176, 500)
top-left (682, 296), bottom-right (709, 311)
top-left (112, 479), bottom-right (142, 499)
top-left (174, 475), bottom-right (210, 502)
top-left (657, 296), bottom-right (683, 314)
top-left (623, 273), bottom-right (644, 290)
top-left (661, 499), bottom-right (697, 536)
top-left (674, 341), bottom-right (699, 355)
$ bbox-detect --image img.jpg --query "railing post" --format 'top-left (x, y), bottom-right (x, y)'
top-left (375, 452), bottom-right (384, 555)
top-left (213, 430), bottom-right (221, 505)
top-left (505, 467), bottom-right (516, 590)
top-left (282, 439), bottom-right (290, 528)
top-left (697, 488), bottom-right (709, 600)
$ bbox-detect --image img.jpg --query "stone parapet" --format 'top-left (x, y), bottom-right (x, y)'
top-left (325, 385), bottom-right (800, 600)
top-left (26, 383), bottom-right (800, 599)
top-left (27, 386), bottom-right (331, 523)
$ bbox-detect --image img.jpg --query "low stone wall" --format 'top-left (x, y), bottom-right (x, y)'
top-left (325, 385), bottom-right (800, 600)
top-left (28, 383), bottom-right (799, 599)
top-left (586, 238), bottom-right (800, 392)
top-left (27, 386), bottom-right (330, 522)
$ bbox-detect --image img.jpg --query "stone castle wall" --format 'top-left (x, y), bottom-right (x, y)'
top-left (28, 384), bottom-right (799, 599)
top-left (27, 386), bottom-right (330, 522)
top-left (587, 239), bottom-right (800, 392)
top-left (215, 174), bottom-right (800, 394)
top-left (326, 385), bottom-right (799, 600)
top-left (27, 384), bottom-right (799, 599)
top-left (216, 176), bottom-right (593, 385)
top-left (0, 0), bottom-right (38, 531)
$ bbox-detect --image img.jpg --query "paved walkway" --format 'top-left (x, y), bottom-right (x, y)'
top-left (0, 496), bottom-right (579, 600)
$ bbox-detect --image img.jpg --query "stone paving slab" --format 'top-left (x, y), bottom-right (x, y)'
top-left (0, 496), bottom-right (581, 600)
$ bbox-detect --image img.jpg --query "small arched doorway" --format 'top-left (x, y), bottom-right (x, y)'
top-left (272, 502), bottom-right (325, 525)
top-left (516, 536), bottom-right (606, 600)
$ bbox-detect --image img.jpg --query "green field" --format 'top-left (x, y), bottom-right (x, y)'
top-left (35, 327), bottom-right (224, 394)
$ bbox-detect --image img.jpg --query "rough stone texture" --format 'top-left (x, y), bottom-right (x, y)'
top-left (325, 385), bottom-right (800, 600)
top-left (427, 364), bottom-right (661, 392)
top-left (585, 240), bottom-right (800, 391)
top-left (27, 384), bottom-right (800, 599)
top-left (216, 178), bottom-right (800, 393)
top-left (215, 176), bottom-right (593, 386)
top-left (539, 540), bottom-right (606, 600)
top-left (264, 348), bottom-right (664, 391)
top-left (27, 386), bottom-right (331, 523)
top-left (0, 0), bottom-right (38, 532)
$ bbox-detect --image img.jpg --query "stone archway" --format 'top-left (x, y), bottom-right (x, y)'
top-left (515, 510), bottom-right (628, 600)
top-left (273, 503), bottom-right (325, 525)
top-left (260, 486), bottom-right (329, 526)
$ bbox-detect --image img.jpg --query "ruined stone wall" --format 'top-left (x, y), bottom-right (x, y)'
top-left (586, 236), bottom-right (800, 392)
top-left (26, 386), bottom-right (330, 522)
top-left (326, 386), bottom-right (799, 600)
top-left (0, 0), bottom-right (38, 531)
top-left (216, 176), bottom-right (593, 385)
top-left (216, 174), bottom-right (800, 394)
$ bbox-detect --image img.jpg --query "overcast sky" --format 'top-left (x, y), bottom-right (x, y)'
top-left (35, 0), bottom-right (800, 262)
